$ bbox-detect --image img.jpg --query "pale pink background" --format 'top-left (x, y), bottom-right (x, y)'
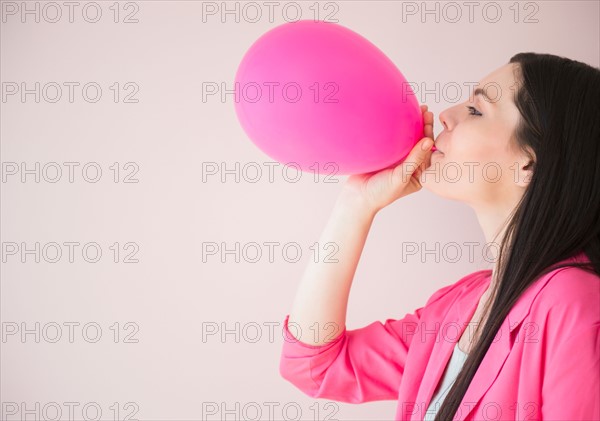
top-left (1, 1), bottom-right (598, 420)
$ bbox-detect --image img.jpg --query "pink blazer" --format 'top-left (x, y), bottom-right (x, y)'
top-left (279, 252), bottom-right (600, 420)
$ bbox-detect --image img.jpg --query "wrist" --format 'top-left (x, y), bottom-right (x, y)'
top-left (335, 191), bottom-right (379, 219)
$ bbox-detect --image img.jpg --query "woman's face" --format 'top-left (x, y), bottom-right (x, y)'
top-left (420, 63), bottom-right (535, 208)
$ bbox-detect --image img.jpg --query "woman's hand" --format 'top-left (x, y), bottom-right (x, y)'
top-left (339, 104), bottom-right (435, 214)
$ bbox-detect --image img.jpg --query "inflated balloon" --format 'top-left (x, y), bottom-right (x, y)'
top-left (234, 20), bottom-right (423, 175)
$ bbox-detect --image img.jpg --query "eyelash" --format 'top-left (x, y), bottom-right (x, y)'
top-left (466, 106), bottom-right (482, 116)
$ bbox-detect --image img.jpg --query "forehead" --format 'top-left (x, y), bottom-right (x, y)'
top-left (475, 63), bottom-right (519, 105)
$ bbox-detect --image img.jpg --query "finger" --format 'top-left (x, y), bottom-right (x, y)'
top-left (424, 119), bottom-right (434, 140)
top-left (420, 106), bottom-right (433, 140)
top-left (419, 146), bottom-right (433, 173)
top-left (424, 110), bottom-right (433, 126)
top-left (393, 138), bottom-right (433, 181)
top-left (424, 110), bottom-right (434, 139)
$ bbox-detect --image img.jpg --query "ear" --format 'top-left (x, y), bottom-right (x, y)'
top-left (515, 159), bottom-right (535, 187)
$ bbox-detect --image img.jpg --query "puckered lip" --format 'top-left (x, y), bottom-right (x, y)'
top-left (433, 136), bottom-right (445, 153)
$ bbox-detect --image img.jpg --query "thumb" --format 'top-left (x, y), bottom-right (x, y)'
top-left (393, 138), bottom-right (434, 181)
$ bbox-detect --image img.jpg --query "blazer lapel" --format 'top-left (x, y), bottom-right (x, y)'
top-left (457, 308), bottom-right (513, 420)
top-left (415, 271), bottom-right (492, 420)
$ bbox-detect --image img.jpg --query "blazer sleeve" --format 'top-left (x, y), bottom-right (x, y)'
top-left (279, 281), bottom-right (460, 404)
top-left (541, 324), bottom-right (600, 419)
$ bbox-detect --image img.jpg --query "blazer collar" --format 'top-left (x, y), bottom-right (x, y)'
top-left (417, 251), bottom-right (591, 421)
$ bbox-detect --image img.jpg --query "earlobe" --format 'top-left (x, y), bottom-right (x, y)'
top-left (522, 161), bottom-right (535, 184)
top-left (514, 160), bottom-right (535, 186)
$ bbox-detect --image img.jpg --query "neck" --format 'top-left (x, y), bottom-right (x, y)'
top-left (471, 201), bottom-right (517, 294)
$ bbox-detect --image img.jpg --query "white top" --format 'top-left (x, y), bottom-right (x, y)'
top-left (423, 342), bottom-right (469, 420)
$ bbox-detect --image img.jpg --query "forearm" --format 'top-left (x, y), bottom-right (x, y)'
top-left (287, 194), bottom-right (377, 346)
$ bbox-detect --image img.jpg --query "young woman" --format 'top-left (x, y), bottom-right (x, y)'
top-left (279, 53), bottom-right (600, 420)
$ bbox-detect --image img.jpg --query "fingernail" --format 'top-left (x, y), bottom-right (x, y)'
top-left (422, 139), bottom-right (433, 150)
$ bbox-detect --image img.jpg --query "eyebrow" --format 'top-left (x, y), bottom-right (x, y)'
top-left (473, 88), bottom-right (496, 106)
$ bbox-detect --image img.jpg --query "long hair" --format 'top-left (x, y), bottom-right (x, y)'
top-left (434, 52), bottom-right (600, 420)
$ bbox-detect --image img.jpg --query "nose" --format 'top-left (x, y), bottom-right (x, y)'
top-left (439, 109), bottom-right (450, 131)
top-left (439, 100), bottom-right (467, 130)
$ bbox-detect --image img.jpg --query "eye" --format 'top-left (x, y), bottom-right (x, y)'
top-left (466, 106), bottom-right (482, 116)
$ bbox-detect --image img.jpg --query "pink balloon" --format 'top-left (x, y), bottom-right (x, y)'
top-left (234, 20), bottom-right (424, 175)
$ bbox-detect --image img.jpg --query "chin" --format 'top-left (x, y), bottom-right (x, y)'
top-left (422, 181), bottom-right (463, 202)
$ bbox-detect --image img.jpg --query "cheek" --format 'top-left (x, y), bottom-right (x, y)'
top-left (451, 127), bottom-right (508, 164)
top-left (444, 132), bottom-right (515, 186)
top-left (425, 125), bottom-right (517, 190)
